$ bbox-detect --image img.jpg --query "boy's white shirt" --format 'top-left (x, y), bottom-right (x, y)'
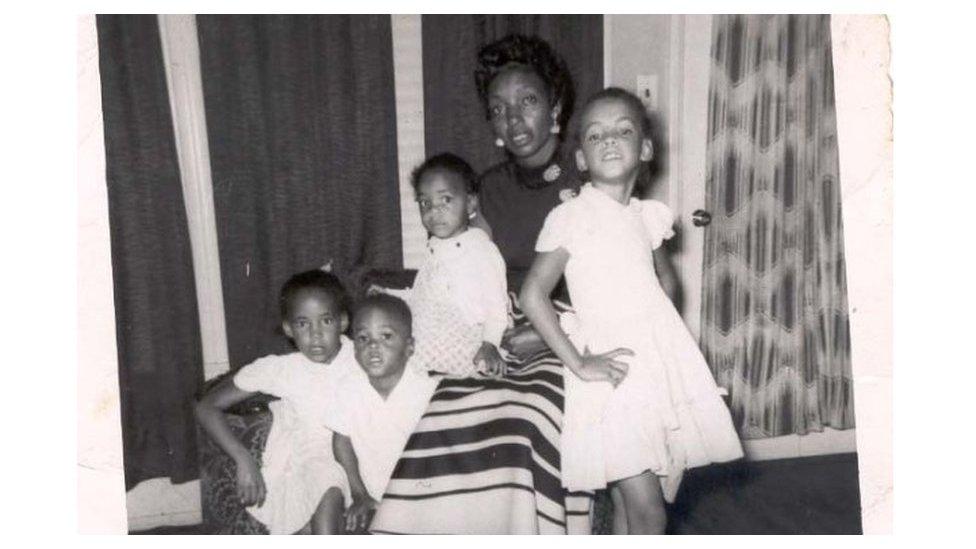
top-left (391, 227), bottom-right (510, 346)
top-left (325, 361), bottom-right (439, 500)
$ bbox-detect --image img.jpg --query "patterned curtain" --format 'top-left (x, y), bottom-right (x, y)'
top-left (197, 16), bottom-right (402, 369)
top-left (700, 15), bottom-right (854, 439)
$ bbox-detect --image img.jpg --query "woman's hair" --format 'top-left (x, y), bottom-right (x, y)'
top-left (474, 34), bottom-right (575, 130)
top-left (574, 87), bottom-right (654, 143)
top-left (352, 294), bottom-right (413, 337)
top-left (279, 269), bottom-right (349, 318)
top-left (410, 152), bottom-right (479, 195)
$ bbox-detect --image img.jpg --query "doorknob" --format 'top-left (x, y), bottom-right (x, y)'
top-left (692, 209), bottom-right (712, 227)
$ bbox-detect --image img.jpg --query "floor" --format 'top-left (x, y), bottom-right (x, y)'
top-left (132, 452), bottom-right (862, 535)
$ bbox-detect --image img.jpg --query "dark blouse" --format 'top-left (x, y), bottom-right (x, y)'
top-left (477, 145), bottom-right (582, 294)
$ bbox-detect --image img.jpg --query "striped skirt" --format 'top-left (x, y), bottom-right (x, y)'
top-left (370, 348), bottom-right (592, 534)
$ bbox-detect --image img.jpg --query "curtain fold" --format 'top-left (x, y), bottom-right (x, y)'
top-left (96, 15), bottom-right (205, 488)
top-left (421, 15), bottom-right (603, 174)
top-left (700, 15), bottom-right (854, 439)
top-left (197, 15), bottom-right (402, 369)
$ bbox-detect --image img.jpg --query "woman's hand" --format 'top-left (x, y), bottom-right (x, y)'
top-left (474, 341), bottom-right (506, 378)
top-left (234, 455), bottom-right (266, 507)
top-left (501, 323), bottom-right (548, 360)
top-left (345, 493), bottom-right (378, 533)
top-left (575, 347), bottom-right (633, 387)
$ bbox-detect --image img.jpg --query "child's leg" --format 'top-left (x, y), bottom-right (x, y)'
top-left (309, 487), bottom-right (345, 534)
top-left (614, 471), bottom-right (667, 534)
top-left (609, 485), bottom-right (628, 534)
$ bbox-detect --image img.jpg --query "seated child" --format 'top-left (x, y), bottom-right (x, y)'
top-left (384, 152), bottom-right (509, 377)
top-left (327, 294), bottom-right (440, 533)
top-left (195, 269), bottom-right (356, 534)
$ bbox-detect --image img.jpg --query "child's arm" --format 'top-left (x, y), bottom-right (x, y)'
top-left (653, 248), bottom-right (682, 310)
top-left (194, 377), bottom-right (266, 507)
top-left (520, 249), bottom-right (632, 386)
top-left (333, 432), bottom-right (377, 533)
top-left (473, 243), bottom-right (511, 377)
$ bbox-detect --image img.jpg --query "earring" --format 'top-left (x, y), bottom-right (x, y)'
top-left (550, 122), bottom-right (560, 134)
top-left (494, 137), bottom-right (505, 147)
top-left (468, 211), bottom-right (477, 220)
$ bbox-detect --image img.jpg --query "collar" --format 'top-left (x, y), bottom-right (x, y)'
top-left (578, 183), bottom-right (643, 213)
top-left (426, 227), bottom-right (487, 254)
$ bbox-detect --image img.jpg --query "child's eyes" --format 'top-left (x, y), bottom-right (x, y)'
top-left (521, 95), bottom-right (538, 106)
top-left (620, 127), bottom-right (634, 136)
top-left (586, 132), bottom-right (602, 143)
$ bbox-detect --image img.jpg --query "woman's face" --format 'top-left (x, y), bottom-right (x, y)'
top-left (486, 65), bottom-right (560, 167)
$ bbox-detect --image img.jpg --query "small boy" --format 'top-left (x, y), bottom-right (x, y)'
top-left (328, 294), bottom-right (439, 533)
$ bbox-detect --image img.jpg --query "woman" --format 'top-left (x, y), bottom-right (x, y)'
top-left (369, 34), bottom-right (592, 534)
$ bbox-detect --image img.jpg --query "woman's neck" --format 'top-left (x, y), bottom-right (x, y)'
top-left (591, 177), bottom-right (637, 205)
top-left (513, 134), bottom-right (559, 169)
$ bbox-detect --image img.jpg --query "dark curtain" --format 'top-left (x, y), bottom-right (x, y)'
top-left (197, 16), bottom-right (402, 369)
top-left (700, 15), bottom-right (854, 438)
top-left (421, 15), bottom-right (604, 174)
top-left (96, 15), bottom-right (205, 489)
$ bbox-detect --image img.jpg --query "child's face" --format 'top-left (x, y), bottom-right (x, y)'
top-left (575, 98), bottom-right (653, 184)
top-left (282, 289), bottom-right (347, 364)
top-left (352, 306), bottom-right (414, 383)
top-left (416, 169), bottom-right (475, 240)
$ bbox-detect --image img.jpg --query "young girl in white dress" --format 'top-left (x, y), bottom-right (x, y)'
top-left (195, 270), bottom-right (356, 534)
top-left (520, 88), bottom-right (744, 534)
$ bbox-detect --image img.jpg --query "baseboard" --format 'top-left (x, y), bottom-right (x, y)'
top-left (125, 477), bottom-right (202, 532)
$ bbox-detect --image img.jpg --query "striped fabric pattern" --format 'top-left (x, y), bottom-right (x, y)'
top-left (370, 298), bottom-right (592, 534)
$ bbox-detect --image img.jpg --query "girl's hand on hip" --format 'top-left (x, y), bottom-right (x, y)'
top-left (578, 347), bottom-right (633, 387)
top-left (234, 456), bottom-right (266, 507)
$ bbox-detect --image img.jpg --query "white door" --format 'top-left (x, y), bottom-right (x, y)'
top-left (665, 15), bottom-right (712, 339)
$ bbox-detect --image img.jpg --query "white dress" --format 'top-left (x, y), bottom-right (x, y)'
top-left (232, 338), bottom-right (356, 534)
top-left (406, 227), bottom-right (509, 377)
top-left (535, 184), bottom-right (743, 501)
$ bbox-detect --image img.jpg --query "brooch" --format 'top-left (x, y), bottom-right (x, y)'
top-left (542, 163), bottom-right (562, 183)
top-left (558, 188), bottom-right (578, 202)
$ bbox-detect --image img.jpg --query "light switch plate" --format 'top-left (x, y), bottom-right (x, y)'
top-left (636, 74), bottom-right (659, 111)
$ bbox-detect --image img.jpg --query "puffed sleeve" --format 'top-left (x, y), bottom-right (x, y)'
top-left (452, 230), bottom-right (510, 347)
top-left (534, 202), bottom-right (576, 254)
top-left (477, 239), bottom-right (510, 346)
top-left (233, 355), bottom-right (285, 396)
top-left (641, 200), bottom-right (676, 250)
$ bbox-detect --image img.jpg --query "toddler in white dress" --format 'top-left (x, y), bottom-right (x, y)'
top-left (382, 153), bottom-right (509, 378)
top-left (520, 88), bottom-right (743, 534)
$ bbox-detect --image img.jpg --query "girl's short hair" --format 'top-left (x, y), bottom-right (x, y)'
top-left (279, 269), bottom-right (348, 318)
top-left (474, 34), bottom-right (575, 131)
top-left (574, 87), bottom-right (654, 143)
top-left (353, 294), bottom-right (413, 337)
top-left (410, 152), bottom-right (478, 195)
